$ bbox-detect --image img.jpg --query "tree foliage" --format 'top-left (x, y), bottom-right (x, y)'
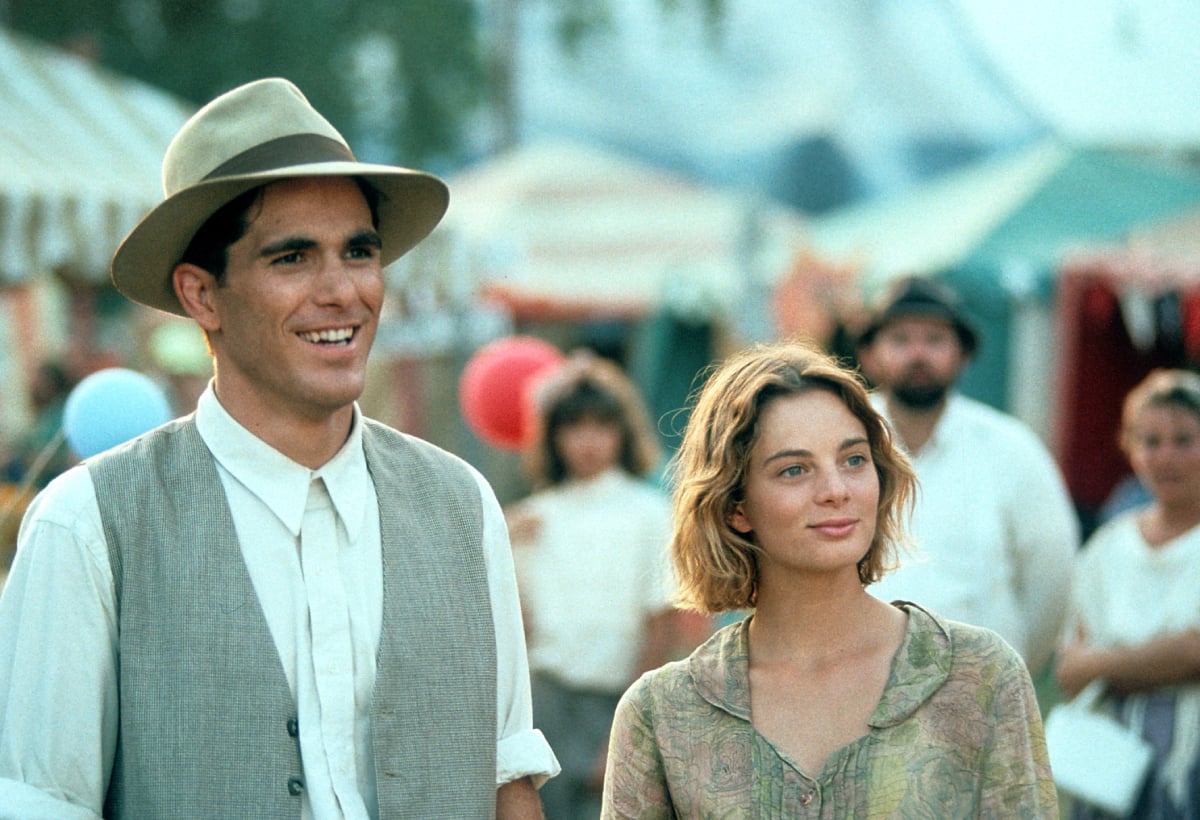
top-left (4, 0), bottom-right (722, 167)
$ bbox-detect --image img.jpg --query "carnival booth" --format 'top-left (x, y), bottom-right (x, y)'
top-left (0, 30), bottom-right (194, 570)
top-left (404, 140), bottom-right (807, 477)
top-left (807, 140), bottom-right (1200, 445)
top-left (0, 28), bottom-right (193, 422)
top-left (1054, 208), bottom-right (1200, 530)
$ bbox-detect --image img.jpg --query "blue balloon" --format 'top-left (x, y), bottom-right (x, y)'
top-left (63, 368), bottom-right (174, 459)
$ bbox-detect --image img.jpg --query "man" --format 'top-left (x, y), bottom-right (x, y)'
top-left (0, 78), bottom-right (557, 818)
top-left (857, 275), bottom-right (1078, 675)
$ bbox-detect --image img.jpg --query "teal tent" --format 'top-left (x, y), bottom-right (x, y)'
top-left (811, 140), bottom-right (1200, 413)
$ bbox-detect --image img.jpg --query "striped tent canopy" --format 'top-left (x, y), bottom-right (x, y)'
top-left (0, 28), bottom-right (193, 284)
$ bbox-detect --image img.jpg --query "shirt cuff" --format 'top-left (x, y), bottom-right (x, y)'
top-left (497, 728), bottom-right (561, 789)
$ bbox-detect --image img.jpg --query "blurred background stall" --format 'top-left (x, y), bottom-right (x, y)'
top-left (3, 0), bottom-right (1200, 517)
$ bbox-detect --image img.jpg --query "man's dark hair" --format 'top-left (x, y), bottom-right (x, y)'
top-left (178, 178), bottom-right (382, 280)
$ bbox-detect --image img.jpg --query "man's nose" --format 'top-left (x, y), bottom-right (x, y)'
top-left (315, 257), bottom-right (358, 301)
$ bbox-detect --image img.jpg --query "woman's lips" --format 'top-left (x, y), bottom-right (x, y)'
top-left (810, 518), bottom-right (857, 538)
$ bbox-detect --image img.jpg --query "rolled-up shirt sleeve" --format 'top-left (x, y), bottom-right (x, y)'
top-left (470, 466), bottom-right (561, 787)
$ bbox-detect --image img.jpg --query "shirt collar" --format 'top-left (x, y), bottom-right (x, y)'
top-left (873, 391), bottom-right (963, 457)
top-left (194, 383), bottom-right (369, 541)
top-left (919, 392), bottom-right (965, 454)
top-left (561, 467), bottom-right (626, 493)
top-left (688, 603), bottom-right (952, 727)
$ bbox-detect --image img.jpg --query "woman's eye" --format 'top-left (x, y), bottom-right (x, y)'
top-left (781, 465), bottom-right (805, 478)
top-left (847, 453), bottom-right (868, 467)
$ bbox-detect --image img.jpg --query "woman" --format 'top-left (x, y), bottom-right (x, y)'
top-left (1057, 369), bottom-right (1200, 818)
top-left (506, 352), bottom-right (699, 820)
top-left (602, 340), bottom-right (1057, 818)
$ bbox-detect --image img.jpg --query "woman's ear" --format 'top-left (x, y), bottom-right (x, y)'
top-left (173, 263), bottom-right (221, 332)
top-left (727, 501), bottom-right (753, 535)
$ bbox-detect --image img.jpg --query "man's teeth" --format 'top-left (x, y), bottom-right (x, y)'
top-left (300, 328), bottom-right (354, 344)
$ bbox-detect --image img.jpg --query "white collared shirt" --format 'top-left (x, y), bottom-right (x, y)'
top-left (868, 392), bottom-right (1079, 673)
top-left (0, 385), bottom-right (558, 819)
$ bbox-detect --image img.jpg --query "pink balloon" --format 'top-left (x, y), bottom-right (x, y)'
top-left (459, 336), bottom-right (564, 450)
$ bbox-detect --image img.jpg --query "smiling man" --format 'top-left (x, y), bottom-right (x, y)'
top-left (0, 78), bottom-right (558, 818)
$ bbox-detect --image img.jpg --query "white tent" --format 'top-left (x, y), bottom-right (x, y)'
top-left (436, 139), bottom-right (807, 324)
top-left (0, 29), bottom-right (194, 284)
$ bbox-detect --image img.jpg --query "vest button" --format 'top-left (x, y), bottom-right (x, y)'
top-left (287, 718), bottom-right (299, 737)
top-left (288, 777), bottom-right (304, 796)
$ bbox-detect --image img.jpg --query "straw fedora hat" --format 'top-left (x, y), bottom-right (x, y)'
top-left (111, 77), bottom-right (449, 316)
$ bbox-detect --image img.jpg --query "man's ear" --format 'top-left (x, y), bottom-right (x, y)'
top-left (173, 263), bottom-right (221, 332)
top-left (727, 502), bottom-right (753, 535)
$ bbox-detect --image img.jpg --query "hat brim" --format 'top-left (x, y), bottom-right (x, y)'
top-left (111, 161), bottom-right (449, 316)
top-left (857, 304), bottom-right (978, 353)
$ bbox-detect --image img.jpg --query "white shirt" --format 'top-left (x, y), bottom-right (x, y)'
top-left (512, 468), bottom-right (675, 692)
top-left (0, 386), bottom-right (558, 820)
top-left (868, 392), bottom-right (1079, 673)
top-left (1065, 511), bottom-right (1200, 807)
top-left (1067, 511), bottom-right (1200, 648)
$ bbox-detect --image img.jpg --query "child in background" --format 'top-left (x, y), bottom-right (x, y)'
top-left (506, 352), bottom-right (702, 820)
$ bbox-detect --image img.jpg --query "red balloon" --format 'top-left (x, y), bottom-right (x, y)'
top-left (459, 336), bottom-right (565, 450)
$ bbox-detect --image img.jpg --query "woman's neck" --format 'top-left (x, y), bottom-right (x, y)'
top-left (748, 577), bottom-right (900, 664)
top-left (1141, 500), bottom-right (1200, 547)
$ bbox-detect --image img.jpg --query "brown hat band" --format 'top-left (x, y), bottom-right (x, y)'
top-left (203, 133), bottom-right (356, 181)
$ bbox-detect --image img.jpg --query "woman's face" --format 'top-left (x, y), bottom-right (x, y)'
top-left (554, 415), bottom-right (623, 480)
top-left (1127, 402), bottom-right (1200, 510)
top-left (727, 389), bottom-right (879, 586)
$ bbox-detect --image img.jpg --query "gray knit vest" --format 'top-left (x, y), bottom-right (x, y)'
top-left (90, 417), bottom-right (497, 819)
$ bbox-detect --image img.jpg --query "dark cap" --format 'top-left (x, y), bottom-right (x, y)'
top-left (856, 275), bottom-right (978, 354)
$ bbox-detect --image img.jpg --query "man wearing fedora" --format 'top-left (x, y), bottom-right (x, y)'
top-left (856, 275), bottom-right (1078, 677)
top-left (0, 79), bottom-right (558, 818)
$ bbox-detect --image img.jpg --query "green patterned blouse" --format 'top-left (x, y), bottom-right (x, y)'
top-left (602, 603), bottom-right (1057, 818)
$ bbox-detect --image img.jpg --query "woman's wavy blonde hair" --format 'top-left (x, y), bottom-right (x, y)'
top-left (668, 340), bottom-right (917, 613)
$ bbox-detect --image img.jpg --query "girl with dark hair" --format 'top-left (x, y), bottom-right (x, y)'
top-left (506, 351), bottom-right (701, 819)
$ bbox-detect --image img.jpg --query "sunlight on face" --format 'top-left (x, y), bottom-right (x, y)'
top-left (208, 177), bottom-right (384, 426)
top-left (1128, 403), bottom-right (1200, 509)
top-left (555, 416), bottom-right (623, 481)
top-left (729, 390), bottom-right (880, 587)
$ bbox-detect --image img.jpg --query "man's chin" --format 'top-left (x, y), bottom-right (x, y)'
top-left (892, 384), bottom-right (948, 410)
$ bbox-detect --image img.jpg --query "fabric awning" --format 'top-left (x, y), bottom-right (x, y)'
top-left (435, 139), bottom-right (808, 320)
top-left (0, 29), bottom-right (194, 284)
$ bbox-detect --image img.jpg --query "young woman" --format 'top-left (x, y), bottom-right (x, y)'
top-left (602, 340), bottom-right (1057, 818)
top-left (1057, 369), bottom-right (1200, 818)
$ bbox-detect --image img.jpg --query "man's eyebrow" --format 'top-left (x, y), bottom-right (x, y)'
top-left (259, 237), bottom-right (317, 258)
top-left (348, 230), bottom-right (383, 250)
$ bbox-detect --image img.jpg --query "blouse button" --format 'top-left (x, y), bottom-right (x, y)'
top-left (801, 791), bottom-right (814, 806)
